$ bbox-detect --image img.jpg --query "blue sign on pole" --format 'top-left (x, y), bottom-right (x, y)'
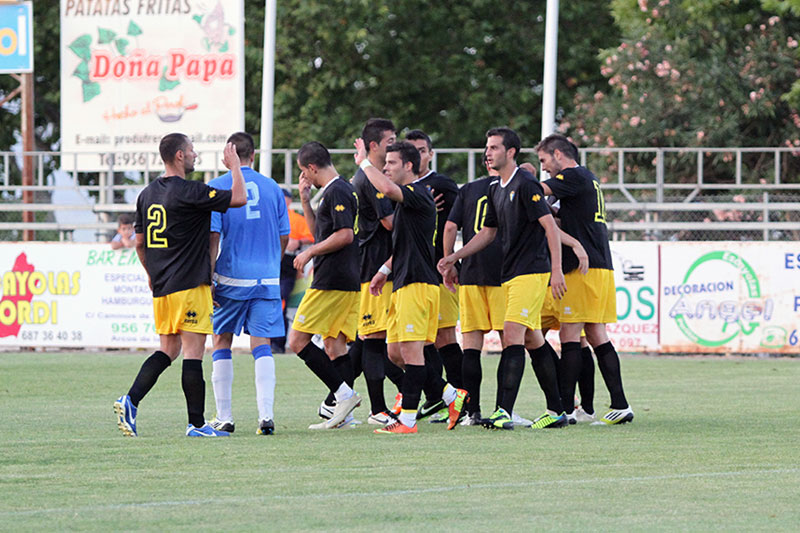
top-left (0, 1), bottom-right (33, 73)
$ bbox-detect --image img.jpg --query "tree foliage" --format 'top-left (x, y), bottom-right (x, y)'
top-left (564, 0), bottom-right (800, 151)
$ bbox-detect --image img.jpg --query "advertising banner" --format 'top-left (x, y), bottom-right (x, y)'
top-left (59, 0), bottom-right (244, 172)
top-left (0, 1), bottom-right (33, 73)
top-left (659, 242), bottom-right (800, 353)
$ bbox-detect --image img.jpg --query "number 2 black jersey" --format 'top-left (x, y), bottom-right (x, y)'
top-left (352, 168), bottom-right (394, 282)
top-left (310, 177), bottom-right (360, 292)
top-left (392, 182), bottom-right (439, 291)
top-left (543, 166), bottom-right (613, 273)
top-left (417, 170), bottom-right (459, 282)
top-left (447, 176), bottom-right (502, 286)
top-left (483, 167), bottom-right (552, 283)
top-left (134, 176), bottom-right (232, 298)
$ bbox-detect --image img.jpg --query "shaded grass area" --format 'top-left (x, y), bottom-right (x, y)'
top-left (0, 353), bottom-right (798, 531)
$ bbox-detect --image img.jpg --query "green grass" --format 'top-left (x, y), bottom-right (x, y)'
top-left (0, 352), bottom-right (798, 531)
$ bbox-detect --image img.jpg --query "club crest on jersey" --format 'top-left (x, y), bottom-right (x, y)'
top-left (209, 190), bottom-right (217, 198)
top-left (531, 194), bottom-right (541, 202)
top-left (335, 204), bottom-right (345, 212)
top-left (509, 191), bottom-right (516, 202)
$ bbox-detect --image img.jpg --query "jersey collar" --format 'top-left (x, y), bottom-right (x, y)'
top-left (499, 167), bottom-right (519, 189)
top-left (413, 169), bottom-right (434, 183)
top-left (318, 175), bottom-right (340, 196)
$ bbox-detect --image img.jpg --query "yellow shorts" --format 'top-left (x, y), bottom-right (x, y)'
top-left (359, 281), bottom-right (392, 335)
top-left (502, 273), bottom-right (549, 330)
top-left (292, 288), bottom-right (359, 342)
top-left (459, 284), bottom-right (505, 333)
top-left (387, 283), bottom-right (439, 344)
top-left (540, 290), bottom-right (561, 331)
top-left (153, 285), bottom-right (213, 335)
top-left (438, 283), bottom-right (459, 328)
top-left (558, 268), bottom-right (617, 324)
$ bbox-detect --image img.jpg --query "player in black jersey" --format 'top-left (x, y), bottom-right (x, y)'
top-left (114, 134), bottom-right (246, 438)
top-left (537, 134), bottom-right (633, 425)
top-left (440, 127), bottom-right (581, 431)
top-left (405, 130), bottom-right (464, 422)
top-left (354, 139), bottom-right (468, 434)
top-left (346, 118), bottom-right (403, 425)
top-left (443, 158), bottom-right (506, 425)
top-left (287, 141), bottom-right (363, 430)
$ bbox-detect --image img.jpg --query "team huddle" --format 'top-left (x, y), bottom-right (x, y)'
top-left (113, 119), bottom-right (633, 438)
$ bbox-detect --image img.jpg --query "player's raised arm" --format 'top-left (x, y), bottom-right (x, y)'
top-left (353, 138), bottom-right (404, 202)
top-left (223, 142), bottom-right (247, 207)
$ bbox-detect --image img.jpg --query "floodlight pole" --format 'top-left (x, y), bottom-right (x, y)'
top-left (540, 0), bottom-right (559, 141)
top-left (259, 0), bottom-right (277, 177)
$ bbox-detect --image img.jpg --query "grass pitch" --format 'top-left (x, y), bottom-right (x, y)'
top-left (0, 351), bottom-right (798, 531)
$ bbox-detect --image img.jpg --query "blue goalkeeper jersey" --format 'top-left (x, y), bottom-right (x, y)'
top-left (209, 166), bottom-right (290, 300)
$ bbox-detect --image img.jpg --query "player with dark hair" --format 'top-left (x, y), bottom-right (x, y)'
top-left (207, 131), bottom-right (290, 436)
top-left (404, 129), bottom-right (463, 423)
top-left (287, 141), bottom-right (363, 429)
top-left (439, 127), bottom-right (575, 430)
top-left (342, 118), bottom-right (404, 426)
top-left (536, 133), bottom-right (633, 425)
top-left (110, 213), bottom-right (136, 249)
top-left (356, 139), bottom-right (468, 434)
top-left (114, 133), bottom-right (246, 437)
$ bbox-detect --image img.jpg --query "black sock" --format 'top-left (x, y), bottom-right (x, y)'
top-left (439, 342), bottom-right (464, 388)
top-left (348, 338), bottom-right (364, 381)
top-left (423, 344), bottom-right (446, 403)
top-left (362, 338), bottom-right (388, 414)
top-left (128, 351), bottom-right (171, 407)
top-left (297, 342), bottom-right (344, 394)
top-left (332, 353), bottom-right (354, 387)
top-left (495, 350), bottom-right (505, 410)
top-left (528, 344), bottom-right (564, 413)
top-left (558, 341), bottom-right (582, 415)
top-left (594, 341), bottom-right (628, 409)
top-left (401, 364), bottom-right (426, 413)
top-left (498, 345), bottom-right (525, 413)
top-left (422, 344), bottom-right (445, 403)
top-left (578, 346), bottom-right (595, 414)
top-left (181, 359), bottom-right (205, 428)
top-left (462, 348), bottom-right (482, 415)
top-left (384, 345), bottom-right (404, 390)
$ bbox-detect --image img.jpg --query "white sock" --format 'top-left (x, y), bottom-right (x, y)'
top-left (333, 382), bottom-right (354, 403)
top-left (442, 383), bottom-right (457, 405)
top-left (398, 410), bottom-right (417, 428)
top-left (254, 355), bottom-right (276, 421)
top-left (211, 358), bottom-right (233, 421)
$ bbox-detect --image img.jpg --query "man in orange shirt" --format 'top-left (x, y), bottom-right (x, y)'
top-left (272, 188), bottom-right (314, 352)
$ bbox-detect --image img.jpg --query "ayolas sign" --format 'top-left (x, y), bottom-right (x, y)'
top-left (59, 0), bottom-right (244, 171)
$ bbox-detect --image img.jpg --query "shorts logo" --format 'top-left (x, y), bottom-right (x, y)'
top-left (362, 313), bottom-right (375, 327)
top-left (297, 314), bottom-right (306, 323)
top-left (520, 308), bottom-right (529, 318)
top-left (405, 324), bottom-right (414, 332)
top-left (563, 306), bottom-right (572, 315)
top-left (335, 204), bottom-right (345, 212)
top-left (184, 310), bottom-right (198, 325)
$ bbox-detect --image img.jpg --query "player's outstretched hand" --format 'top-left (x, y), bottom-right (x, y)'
top-left (294, 249), bottom-right (312, 272)
top-left (442, 266), bottom-right (459, 293)
top-left (437, 255), bottom-right (457, 276)
top-left (353, 138), bottom-right (367, 166)
top-left (550, 270), bottom-right (567, 300)
top-left (222, 142), bottom-right (240, 170)
top-left (369, 270), bottom-right (387, 296)
top-left (574, 243), bottom-right (590, 275)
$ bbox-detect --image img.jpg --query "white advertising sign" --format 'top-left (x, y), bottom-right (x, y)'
top-left (659, 242), bottom-right (800, 353)
top-left (608, 241), bottom-right (659, 352)
top-left (59, 0), bottom-right (244, 171)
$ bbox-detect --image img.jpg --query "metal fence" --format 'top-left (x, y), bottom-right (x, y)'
top-left (2, 147), bottom-right (800, 242)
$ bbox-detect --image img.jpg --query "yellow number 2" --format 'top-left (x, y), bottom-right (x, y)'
top-left (146, 204), bottom-right (168, 248)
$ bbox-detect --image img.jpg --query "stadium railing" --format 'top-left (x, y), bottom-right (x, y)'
top-left (2, 147), bottom-right (799, 241)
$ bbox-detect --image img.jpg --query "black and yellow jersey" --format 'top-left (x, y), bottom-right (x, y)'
top-left (417, 170), bottom-right (459, 281)
top-left (391, 182), bottom-right (438, 291)
top-left (310, 177), bottom-right (360, 291)
top-left (352, 168), bottom-right (394, 283)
